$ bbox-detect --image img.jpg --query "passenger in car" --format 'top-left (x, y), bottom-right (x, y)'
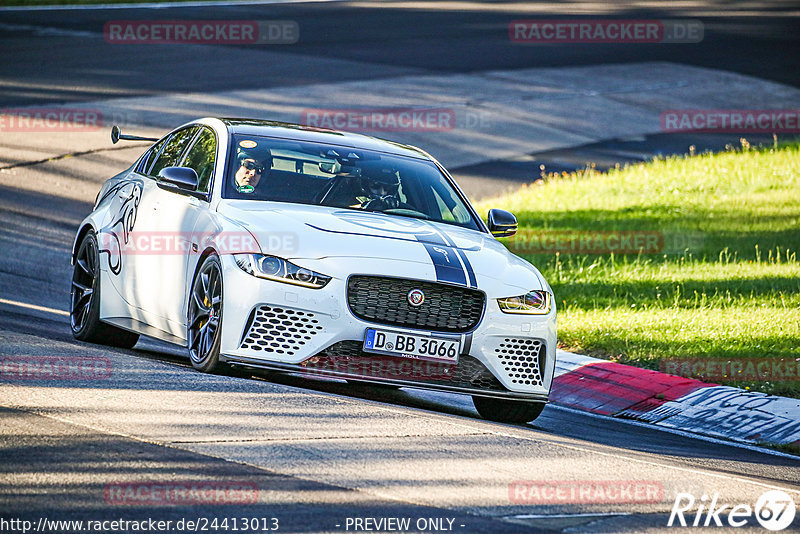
top-left (234, 149), bottom-right (272, 193)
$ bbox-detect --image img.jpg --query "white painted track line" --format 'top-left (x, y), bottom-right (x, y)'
top-left (0, 297), bottom-right (70, 316)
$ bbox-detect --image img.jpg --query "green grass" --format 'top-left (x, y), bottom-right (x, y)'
top-left (476, 140), bottom-right (800, 397)
top-left (768, 441), bottom-right (800, 456)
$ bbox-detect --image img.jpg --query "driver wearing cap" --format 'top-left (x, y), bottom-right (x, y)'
top-left (234, 149), bottom-right (272, 193)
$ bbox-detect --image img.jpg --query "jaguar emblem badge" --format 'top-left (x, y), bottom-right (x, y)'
top-left (408, 289), bottom-right (425, 307)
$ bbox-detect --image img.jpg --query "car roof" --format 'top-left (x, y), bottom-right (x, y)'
top-left (220, 119), bottom-right (432, 161)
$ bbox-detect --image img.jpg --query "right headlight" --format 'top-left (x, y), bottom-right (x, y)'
top-left (234, 254), bottom-right (331, 289)
top-left (497, 290), bottom-right (551, 315)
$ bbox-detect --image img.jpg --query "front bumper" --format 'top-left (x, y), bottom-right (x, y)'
top-left (218, 255), bottom-right (556, 400)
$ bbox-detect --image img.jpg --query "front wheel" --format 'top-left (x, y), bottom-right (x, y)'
top-left (70, 230), bottom-right (139, 348)
top-left (472, 396), bottom-right (546, 424)
top-left (188, 254), bottom-right (224, 373)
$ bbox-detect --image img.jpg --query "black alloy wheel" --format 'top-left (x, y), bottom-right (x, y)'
top-left (71, 230), bottom-right (139, 348)
top-left (188, 254), bottom-right (224, 372)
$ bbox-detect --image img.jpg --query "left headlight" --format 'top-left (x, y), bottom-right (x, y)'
top-left (233, 254), bottom-right (331, 289)
top-left (497, 290), bottom-right (551, 315)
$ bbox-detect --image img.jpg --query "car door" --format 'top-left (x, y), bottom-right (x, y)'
top-left (121, 125), bottom-right (204, 339)
top-left (96, 135), bottom-right (169, 325)
top-left (162, 125), bottom-right (218, 330)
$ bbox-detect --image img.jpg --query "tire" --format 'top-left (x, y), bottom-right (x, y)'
top-left (472, 396), bottom-right (546, 424)
top-left (70, 230), bottom-right (140, 348)
top-left (187, 254), bottom-right (225, 373)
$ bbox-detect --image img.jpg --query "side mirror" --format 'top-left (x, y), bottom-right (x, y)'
top-left (487, 209), bottom-right (517, 237)
top-left (158, 167), bottom-right (198, 191)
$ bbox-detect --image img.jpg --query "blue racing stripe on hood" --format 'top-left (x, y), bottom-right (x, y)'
top-left (419, 223), bottom-right (478, 289)
top-left (454, 248), bottom-right (477, 288)
top-left (422, 243), bottom-right (467, 286)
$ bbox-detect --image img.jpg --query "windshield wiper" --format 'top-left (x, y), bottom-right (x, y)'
top-left (380, 208), bottom-right (431, 221)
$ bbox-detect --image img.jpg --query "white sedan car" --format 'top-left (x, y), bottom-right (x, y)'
top-left (71, 118), bottom-right (556, 423)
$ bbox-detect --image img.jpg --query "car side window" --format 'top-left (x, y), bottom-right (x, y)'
top-left (148, 126), bottom-right (199, 178)
top-left (180, 127), bottom-right (216, 195)
top-left (430, 183), bottom-right (471, 224)
top-left (137, 137), bottom-right (167, 175)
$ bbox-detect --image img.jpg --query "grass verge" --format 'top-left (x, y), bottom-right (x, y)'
top-left (476, 140), bottom-right (800, 398)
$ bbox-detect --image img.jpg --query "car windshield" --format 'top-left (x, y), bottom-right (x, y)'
top-left (223, 134), bottom-right (479, 230)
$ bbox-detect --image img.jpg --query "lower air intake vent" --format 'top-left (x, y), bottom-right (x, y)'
top-left (495, 338), bottom-right (545, 387)
top-left (240, 306), bottom-right (323, 356)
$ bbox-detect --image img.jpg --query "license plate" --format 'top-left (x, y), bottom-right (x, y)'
top-left (363, 328), bottom-right (460, 364)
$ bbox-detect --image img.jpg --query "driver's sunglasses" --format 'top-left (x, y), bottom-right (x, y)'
top-left (241, 160), bottom-right (264, 173)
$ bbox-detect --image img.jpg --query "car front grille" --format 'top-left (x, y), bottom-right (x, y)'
top-left (302, 341), bottom-right (505, 391)
top-left (346, 275), bottom-right (485, 333)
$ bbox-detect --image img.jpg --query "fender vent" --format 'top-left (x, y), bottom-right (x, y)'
top-left (239, 306), bottom-right (323, 356)
top-left (495, 338), bottom-right (545, 387)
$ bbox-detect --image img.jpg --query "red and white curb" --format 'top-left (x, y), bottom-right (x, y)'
top-left (551, 350), bottom-right (800, 447)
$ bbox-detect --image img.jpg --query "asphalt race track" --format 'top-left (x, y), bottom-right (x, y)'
top-left (1, 0), bottom-right (800, 105)
top-left (1, 1), bottom-right (800, 532)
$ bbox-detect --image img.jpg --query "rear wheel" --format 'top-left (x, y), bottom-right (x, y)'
top-left (188, 254), bottom-right (224, 373)
top-left (70, 230), bottom-right (139, 348)
top-left (472, 396), bottom-right (546, 424)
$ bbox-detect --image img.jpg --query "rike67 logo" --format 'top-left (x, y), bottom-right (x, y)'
top-left (669, 490), bottom-right (796, 531)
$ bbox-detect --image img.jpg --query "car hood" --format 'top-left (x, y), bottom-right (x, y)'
top-left (218, 200), bottom-right (545, 293)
